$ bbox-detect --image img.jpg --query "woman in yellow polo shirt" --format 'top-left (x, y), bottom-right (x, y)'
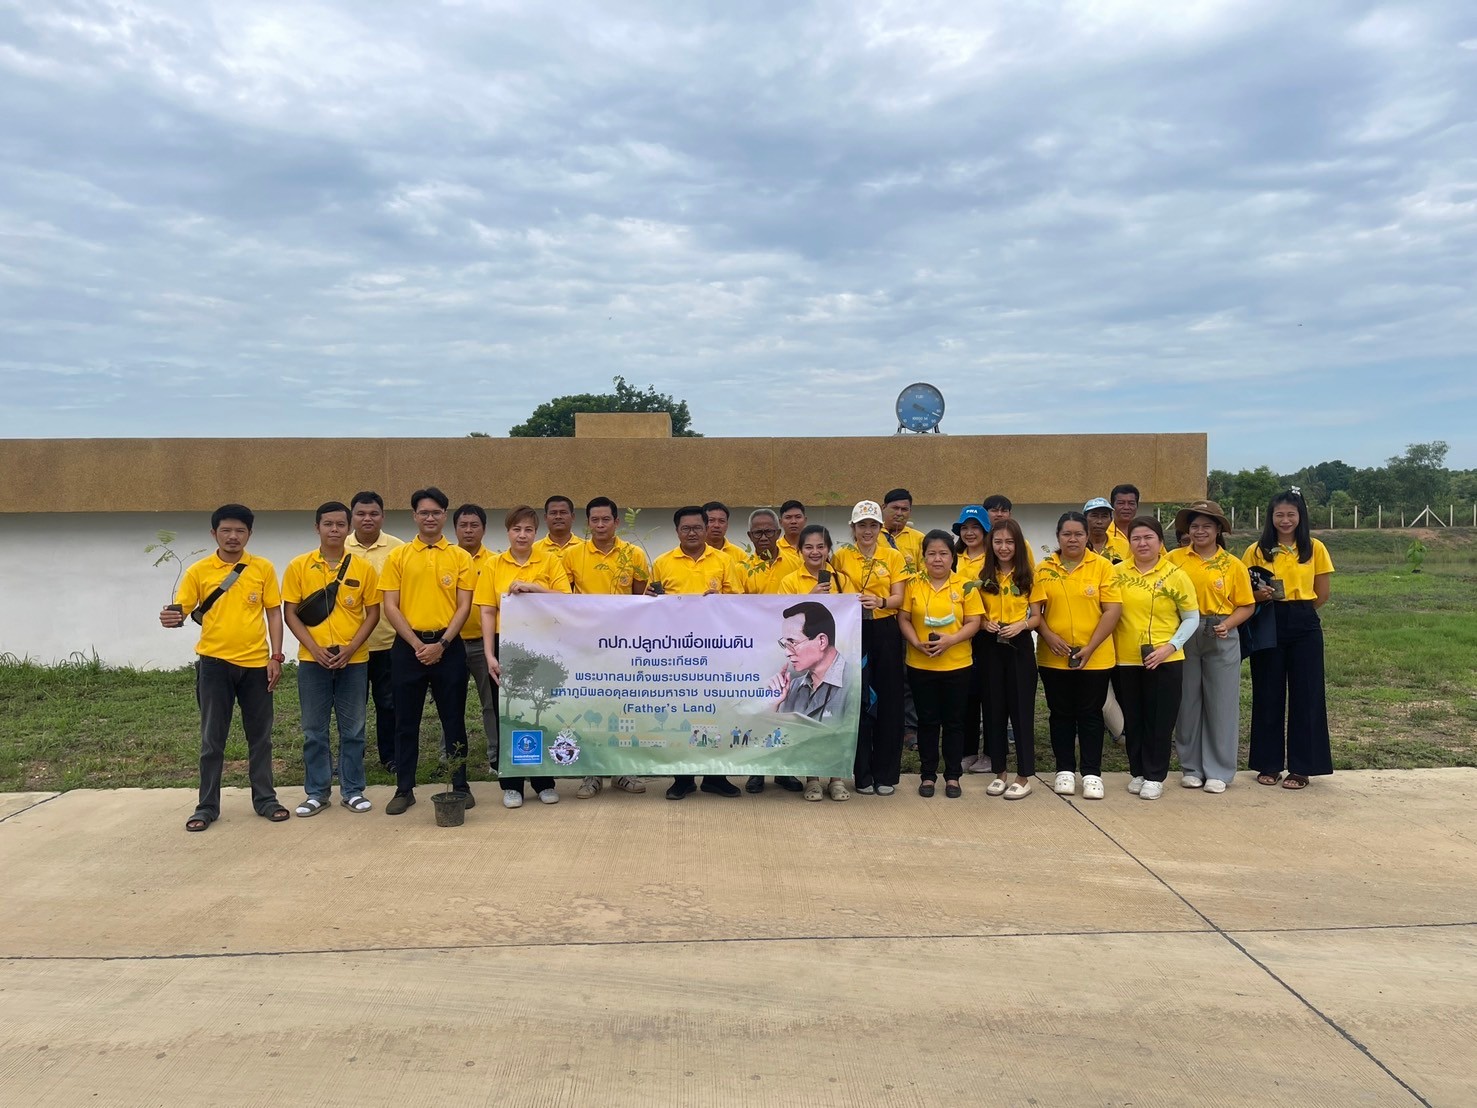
top-left (1030, 512), bottom-right (1122, 800)
top-left (951, 506), bottom-right (993, 775)
top-left (1110, 518), bottom-right (1199, 801)
top-left (1243, 490), bottom-right (1335, 789)
top-left (978, 518), bottom-right (1039, 799)
top-left (898, 531), bottom-right (984, 798)
top-left (780, 524), bottom-right (852, 801)
top-left (1168, 500), bottom-right (1255, 794)
top-left (475, 504), bottom-right (572, 810)
top-left (832, 501), bottom-right (908, 797)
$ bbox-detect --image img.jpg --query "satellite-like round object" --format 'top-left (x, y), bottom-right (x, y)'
top-left (896, 382), bottom-right (945, 433)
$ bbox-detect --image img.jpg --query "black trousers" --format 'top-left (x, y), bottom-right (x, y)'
top-left (1113, 662), bottom-right (1183, 783)
top-left (194, 656), bottom-right (277, 818)
top-left (391, 636), bottom-right (469, 796)
top-left (367, 648), bottom-right (396, 768)
top-left (1039, 667), bottom-right (1111, 776)
top-left (908, 665), bottom-right (971, 782)
top-left (1249, 601), bottom-right (1333, 777)
top-left (855, 615), bottom-right (905, 787)
top-left (965, 633), bottom-right (989, 759)
top-left (983, 634), bottom-right (1037, 776)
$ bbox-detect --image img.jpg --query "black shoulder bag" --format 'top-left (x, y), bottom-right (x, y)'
top-left (295, 555), bottom-right (352, 627)
top-left (190, 560), bottom-right (250, 625)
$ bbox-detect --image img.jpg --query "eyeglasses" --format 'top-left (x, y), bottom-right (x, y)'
top-left (415, 510), bottom-right (446, 519)
top-left (778, 634), bottom-right (813, 650)
top-left (750, 528), bottom-right (779, 538)
top-left (677, 525), bottom-right (705, 534)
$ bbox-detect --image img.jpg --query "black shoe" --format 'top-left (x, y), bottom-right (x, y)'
top-left (918, 781), bottom-right (936, 798)
top-left (666, 779), bottom-right (697, 800)
top-left (461, 789), bottom-right (476, 810)
top-left (745, 775), bottom-right (765, 794)
top-left (700, 777), bottom-right (741, 798)
top-left (386, 792), bottom-right (416, 815)
top-left (775, 775), bottom-right (805, 792)
top-left (945, 782), bottom-right (962, 799)
top-left (381, 762), bottom-right (396, 775)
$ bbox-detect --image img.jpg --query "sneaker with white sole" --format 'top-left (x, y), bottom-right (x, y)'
top-left (1204, 778), bottom-right (1227, 794)
top-left (1081, 775), bottom-right (1105, 800)
top-left (1140, 780), bottom-right (1164, 800)
top-left (1054, 771), bottom-right (1076, 795)
top-left (1181, 774), bottom-right (1204, 789)
top-left (538, 788), bottom-right (560, 804)
top-left (1128, 776), bottom-right (1144, 795)
top-left (875, 784), bottom-right (896, 796)
top-left (502, 789), bottom-right (523, 809)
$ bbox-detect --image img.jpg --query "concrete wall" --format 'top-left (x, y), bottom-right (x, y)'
top-left (1, 504), bottom-right (1087, 667)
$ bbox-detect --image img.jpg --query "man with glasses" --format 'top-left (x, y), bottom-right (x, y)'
top-left (649, 506), bottom-right (743, 799)
top-left (737, 509), bottom-right (805, 793)
top-left (378, 487), bottom-right (477, 815)
top-left (346, 491), bottom-right (404, 773)
top-left (451, 504), bottom-right (499, 773)
top-left (773, 602), bottom-right (848, 722)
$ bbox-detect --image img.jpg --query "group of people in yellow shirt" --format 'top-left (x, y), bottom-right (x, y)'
top-left (160, 482), bottom-right (1333, 832)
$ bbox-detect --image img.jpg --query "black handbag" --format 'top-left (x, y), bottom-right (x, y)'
top-left (295, 555), bottom-right (351, 627)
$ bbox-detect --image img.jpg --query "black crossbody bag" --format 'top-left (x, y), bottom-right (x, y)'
top-left (295, 555), bottom-right (352, 627)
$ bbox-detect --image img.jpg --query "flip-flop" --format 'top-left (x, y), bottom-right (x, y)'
top-left (1256, 773), bottom-right (1280, 786)
top-left (185, 810), bottom-right (216, 832)
top-left (1282, 774), bottom-right (1309, 790)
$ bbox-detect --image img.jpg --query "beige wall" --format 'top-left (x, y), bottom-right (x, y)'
top-left (0, 433), bottom-right (1206, 513)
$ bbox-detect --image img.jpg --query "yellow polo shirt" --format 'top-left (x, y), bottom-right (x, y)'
top-left (1243, 539), bottom-right (1335, 601)
top-left (345, 531), bottom-right (404, 652)
top-left (650, 545), bottom-right (742, 595)
top-left (461, 545), bottom-right (494, 639)
top-left (1168, 547), bottom-right (1255, 615)
top-left (777, 535), bottom-right (798, 555)
top-left (1089, 535), bottom-right (1129, 565)
top-left (563, 538), bottom-right (651, 595)
top-left (900, 572), bottom-right (984, 672)
top-left (176, 552), bottom-right (281, 667)
top-left (980, 571), bottom-right (1031, 626)
top-left (1106, 521), bottom-right (1163, 560)
top-left (281, 551), bottom-right (380, 663)
top-left (778, 565), bottom-right (848, 595)
top-left (711, 539), bottom-right (748, 564)
top-left (1110, 558), bottom-right (1197, 667)
top-left (884, 525), bottom-right (924, 570)
top-left (738, 548), bottom-right (802, 595)
top-left (533, 534), bottom-right (583, 561)
top-left (957, 548), bottom-right (987, 581)
top-left (1030, 551), bottom-right (1122, 671)
top-left (472, 548), bottom-right (573, 632)
top-left (379, 536), bottom-right (476, 633)
top-left (831, 543), bottom-right (908, 621)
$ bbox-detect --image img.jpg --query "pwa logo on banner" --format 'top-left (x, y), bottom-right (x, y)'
top-left (511, 729), bottom-right (581, 766)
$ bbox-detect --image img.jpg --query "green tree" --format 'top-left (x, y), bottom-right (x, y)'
top-left (508, 376), bottom-right (701, 438)
top-left (1386, 441), bottom-right (1449, 507)
top-left (1224, 466), bottom-right (1280, 518)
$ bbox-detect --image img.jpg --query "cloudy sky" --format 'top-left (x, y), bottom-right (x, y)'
top-left (2, 0), bottom-right (1474, 470)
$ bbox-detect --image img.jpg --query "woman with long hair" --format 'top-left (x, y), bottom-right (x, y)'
top-left (1111, 517), bottom-right (1199, 801)
top-left (1243, 490), bottom-right (1335, 789)
top-left (1030, 512), bottom-right (1123, 799)
top-left (951, 506), bottom-right (992, 774)
top-left (978, 517), bottom-right (1039, 799)
top-left (832, 501), bottom-right (908, 797)
top-left (780, 523), bottom-right (852, 802)
top-left (898, 530), bottom-right (984, 798)
top-left (1168, 500), bottom-right (1255, 794)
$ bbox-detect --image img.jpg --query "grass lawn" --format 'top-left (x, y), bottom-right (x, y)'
top-left (2, 545), bottom-right (1473, 792)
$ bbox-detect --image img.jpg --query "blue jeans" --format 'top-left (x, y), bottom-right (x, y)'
top-left (298, 662), bottom-right (368, 800)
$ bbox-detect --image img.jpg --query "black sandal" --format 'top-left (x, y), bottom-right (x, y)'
top-left (263, 805), bottom-right (291, 822)
top-left (185, 810), bottom-right (216, 832)
top-left (1281, 773), bottom-right (1309, 790)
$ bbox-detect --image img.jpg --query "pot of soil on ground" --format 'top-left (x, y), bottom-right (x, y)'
top-left (431, 750), bottom-right (470, 827)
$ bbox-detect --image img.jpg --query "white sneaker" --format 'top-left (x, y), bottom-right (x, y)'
top-left (960, 754), bottom-right (979, 772)
top-left (1181, 774), bottom-right (1204, 789)
top-left (538, 788), bottom-right (560, 805)
top-left (968, 757), bottom-right (994, 774)
top-left (502, 789), bottom-right (523, 809)
top-left (1204, 778), bottom-right (1227, 794)
top-left (1081, 775), bottom-right (1105, 800)
top-left (1140, 780), bottom-right (1164, 800)
top-left (1054, 771), bottom-right (1076, 795)
top-left (1128, 776), bottom-right (1144, 795)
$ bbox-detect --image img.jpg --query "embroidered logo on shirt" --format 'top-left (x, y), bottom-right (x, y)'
top-left (1083, 585), bottom-right (1097, 597)
top-left (440, 573), bottom-right (453, 586)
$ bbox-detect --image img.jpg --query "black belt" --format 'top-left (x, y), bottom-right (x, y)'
top-left (414, 629), bottom-right (449, 643)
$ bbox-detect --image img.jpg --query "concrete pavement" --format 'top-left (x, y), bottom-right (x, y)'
top-left (2, 770), bottom-right (1474, 1106)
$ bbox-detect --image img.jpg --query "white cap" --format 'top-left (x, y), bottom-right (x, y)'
top-left (850, 500), bottom-right (884, 524)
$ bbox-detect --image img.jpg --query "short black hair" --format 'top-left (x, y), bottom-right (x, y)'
top-left (212, 503), bottom-right (254, 531)
top-left (779, 500), bottom-right (806, 516)
top-left (1127, 515), bottom-right (1164, 544)
top-left (586, 496), bottom-right (619, 519)
top-left (701, 500), bottom-right (730, 520)
top-left (452, 503), bottom-right (486, 527)
top-left (350, 491), bottom-right (384, 511)
top-left (1110, 484), bottom-right (1141, 504)
top-left (673, 505), bottom-right (707, 529)
top-left (544, 495), bottom-right (574, 513)
top-left (883, 488), bottom-right (912, 506)
top-left (782, 601), bottom-right (836, 647)
top-left (982, 494), bottom-right (1013, 512)
top-left (410, 486), bottom-right (449, 511)
top-left (921, 528), bottom-right (956, 570)
top-left (315, 501), bottom-right (350, 526)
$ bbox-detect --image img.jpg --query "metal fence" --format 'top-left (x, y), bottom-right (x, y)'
top-left (1155, 504), bottom-right (1477, 532)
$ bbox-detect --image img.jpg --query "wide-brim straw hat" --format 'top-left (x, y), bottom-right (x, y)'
top-left (1174, 499), bottom-right (1232, 536)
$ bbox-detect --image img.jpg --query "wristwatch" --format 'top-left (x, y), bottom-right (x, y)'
top-left (270, 653), bottom-right (285, 663)
top-left (438, 638), bottom-right (452, 649)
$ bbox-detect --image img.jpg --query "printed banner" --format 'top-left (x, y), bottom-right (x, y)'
top-left (496, 594), bottom-right (861, 776)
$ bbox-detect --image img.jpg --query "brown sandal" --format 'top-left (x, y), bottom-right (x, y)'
top-left (1256, 773), bottom-right (1279, 786)
top-left (1281, 773), bottom-right (1309, 790)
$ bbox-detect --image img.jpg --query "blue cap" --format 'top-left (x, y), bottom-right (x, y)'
top-left (1083, 497), bottom-right (1112, 513)
top-left (951, 505), bottom-right (991, 535)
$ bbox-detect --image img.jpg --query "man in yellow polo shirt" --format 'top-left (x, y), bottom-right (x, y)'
top-left (735, 508), bottom-right (805, 794)
top-left (777, 500), bottom-right (807, 554)
top-left (982, 494), bottom-right (1037, 568)
top-left (452, 503), bottom-right (499, 771)
top-left (1108, 483), bottom-right (1142, 551)
top-left (533, 494), bottom-right (582, 559)
top-left (379, 486), bottom-right (477, 815)
top-left (1085, 497), bottom-right (1128, 563)
top-left (346, 491), bottom-right (404, 773)
top-left (650, 506), bottom-right (743, 800)
top-left (282, 501), bottom-right (381, 817)
top-left (881, 487), bottom-right (925, 570)
top-left (158, 503), bottom-right (288, 831)
top-left (703, 500), bottom-right (749, 564)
